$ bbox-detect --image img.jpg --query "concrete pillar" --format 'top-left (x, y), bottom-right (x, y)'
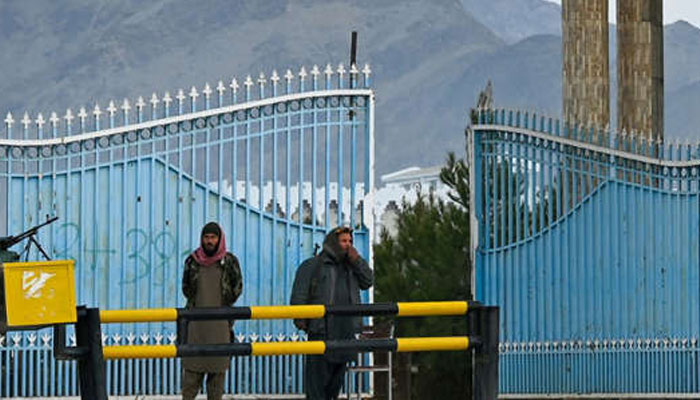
top-left (562, 0), bottom-right (610, 129)
top-left (617, 0), bottom-right (664, 139)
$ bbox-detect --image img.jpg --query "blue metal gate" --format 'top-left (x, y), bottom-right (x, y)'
top-left (471, 109), bottom-right (700, 395)
top-left (0, 63), bottom-right (375, 397)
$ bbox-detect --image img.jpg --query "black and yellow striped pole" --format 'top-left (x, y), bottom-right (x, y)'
top-left (99, 301), bottom-right (476, 324)
top-left (103, 336), bottom-right (477, 360)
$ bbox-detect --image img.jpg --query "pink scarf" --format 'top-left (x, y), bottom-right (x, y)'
top-left (191, 227), bottom-right (228, 267)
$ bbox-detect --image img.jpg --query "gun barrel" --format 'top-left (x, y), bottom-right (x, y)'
top-left (0, 216), bottom-right (59, 250)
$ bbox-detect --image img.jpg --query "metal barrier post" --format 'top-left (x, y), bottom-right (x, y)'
top-left (76, 307), bottom-right (108, 400)
top-left (472, 306), bottom-right (499, 400)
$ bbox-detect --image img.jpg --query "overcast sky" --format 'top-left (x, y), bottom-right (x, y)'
top-left (546, 0), bottom-right (700, 28)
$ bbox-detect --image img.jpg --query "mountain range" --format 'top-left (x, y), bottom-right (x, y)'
top-left (1, 0), bottom-right (699, 176)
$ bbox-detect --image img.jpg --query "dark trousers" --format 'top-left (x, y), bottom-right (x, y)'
top-left (182, 369), bottom-right (226, 400)
top-left (305, 354), bottom-right (347, 400)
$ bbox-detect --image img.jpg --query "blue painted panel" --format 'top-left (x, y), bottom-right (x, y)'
top-left (472, 110), bottom-right (700, 394)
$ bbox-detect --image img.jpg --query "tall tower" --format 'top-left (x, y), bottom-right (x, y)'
top-left (562, 0), bottom-right (610, 129)
top-left (617, 0), bottom-right (664, 139)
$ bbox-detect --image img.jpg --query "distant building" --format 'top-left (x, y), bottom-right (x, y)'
top-left (380, 166), bottom-right (444, 193)
top-left (374, 165), bottom-right (452, 240)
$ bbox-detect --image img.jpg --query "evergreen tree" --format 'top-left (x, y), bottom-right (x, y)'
top-left (374, 154), bottom-right (472, 399)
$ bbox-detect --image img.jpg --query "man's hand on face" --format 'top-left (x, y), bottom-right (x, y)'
top-left (337, 232), bottom-right (358, 263)
top-left (347, 245), bottom-right (360, 263)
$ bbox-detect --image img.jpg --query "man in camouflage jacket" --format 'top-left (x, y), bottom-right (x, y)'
top-left (181, 222), bottom-right (243, 400)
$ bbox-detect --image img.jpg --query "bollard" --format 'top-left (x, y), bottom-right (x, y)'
top-left (76, 307), bottom-right (108, 400)
top-left (472, 306), bottom-right (499, 400)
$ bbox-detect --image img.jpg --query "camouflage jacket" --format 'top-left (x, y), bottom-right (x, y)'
top-left (182, 253), bottom-right (243, 309)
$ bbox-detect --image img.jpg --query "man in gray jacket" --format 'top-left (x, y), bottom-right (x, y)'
top-left (290, 226), bottom-right (374, 400)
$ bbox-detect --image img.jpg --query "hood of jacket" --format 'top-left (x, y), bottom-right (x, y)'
top-left (320, 227), bottom-right (350, 264)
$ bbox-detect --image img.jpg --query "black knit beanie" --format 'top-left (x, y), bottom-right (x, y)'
top-left (201, 222), bottom-right (221, 238)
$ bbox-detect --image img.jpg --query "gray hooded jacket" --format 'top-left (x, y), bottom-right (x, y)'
top-left (290, 229), bottom-right (373, 339)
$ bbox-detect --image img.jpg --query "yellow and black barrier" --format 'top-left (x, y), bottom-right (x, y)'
top-left (98, 300), bottom-right (476, 324)
top-left (52, 301), bottom-right (498, 400)
top-left (103, 336), bottom-right (476, 360)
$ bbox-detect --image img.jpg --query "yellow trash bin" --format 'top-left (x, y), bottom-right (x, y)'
top-left (0, 259), bottom-right (77, 330)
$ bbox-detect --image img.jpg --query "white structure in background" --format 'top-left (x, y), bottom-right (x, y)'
top-left (373, 165), bottom-right (452, 240)
top-left (211, 165), bottom-right (453, 242)
top-left (211, 180), bottom-right (366, 227)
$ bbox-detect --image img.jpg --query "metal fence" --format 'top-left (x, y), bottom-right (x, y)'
top-left (470, 108), bottom-right (700, 395)
top-left (0, 63), bottom-right (375, 397)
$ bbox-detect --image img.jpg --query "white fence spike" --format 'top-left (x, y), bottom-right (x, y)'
top-left (216, 81), bottom-right (226, 95)
top-left (136, 96), bottom-right (146, 110)
top-left (107, 101), bottom-right (117, 116)
top-left (284, 69), bottom-right (294, 81)
top-left (35, 113), bottom-right (45, 128)
top-left (21, 112), bottom-right (31, 129)
top-left (324, 63), bottom-right (334, 77)
top-left (362, 63), bottom-right (372, 77)
top-left (244, 75), bottom-right (254, 88)
top-left (189, 86), bottom-right (199, 99)
top-left (202, 83), bottom-right (212, 98)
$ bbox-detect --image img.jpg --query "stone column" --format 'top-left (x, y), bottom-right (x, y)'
top-left (562, 0), bottom-right (610, 129)
top-left (617, 0), bottom-right (663, 139)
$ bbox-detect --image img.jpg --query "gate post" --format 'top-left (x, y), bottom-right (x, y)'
top-left (76, 307), bottom-right (108, 400)
top-left (472, 306), bottom-right (499, 400)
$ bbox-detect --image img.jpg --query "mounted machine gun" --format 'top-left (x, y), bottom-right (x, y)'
top-left (0, 216), bottom-right (58, 262)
